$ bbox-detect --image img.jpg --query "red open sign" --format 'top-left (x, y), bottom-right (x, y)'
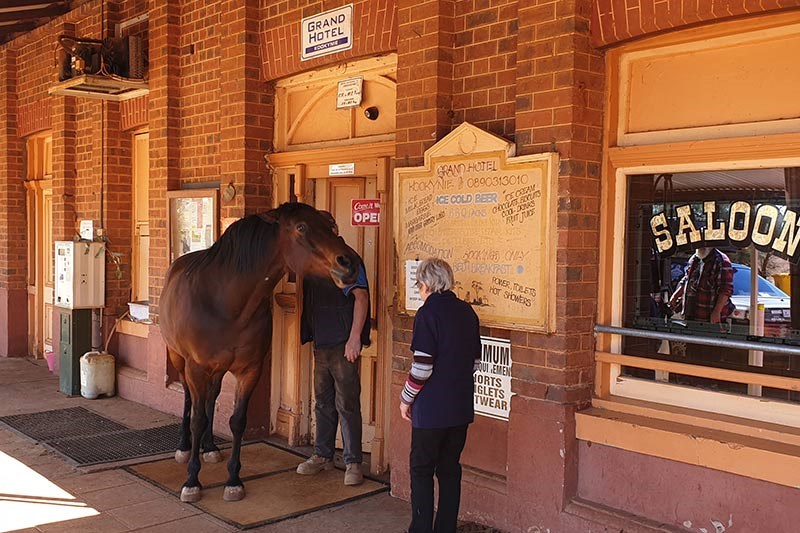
top-left (351, 198), bottom-right (381, 226)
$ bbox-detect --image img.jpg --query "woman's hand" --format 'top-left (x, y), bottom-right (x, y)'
top-left (400, 402), bottom-right (411, 422)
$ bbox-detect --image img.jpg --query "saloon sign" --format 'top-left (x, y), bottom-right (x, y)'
top-left (651, 200), bottom-right (800, 262)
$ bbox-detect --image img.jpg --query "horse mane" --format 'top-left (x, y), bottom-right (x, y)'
top-left (183, 214), bottom-right (277, 275)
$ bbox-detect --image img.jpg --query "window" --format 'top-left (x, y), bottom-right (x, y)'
top-left (600, 167), bottom-right (800, 425)
top-left (582, 14), bottom-right (800, 487)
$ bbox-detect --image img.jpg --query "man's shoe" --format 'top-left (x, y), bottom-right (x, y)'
top-left (296, 454), bottom-right (333, 475)
top-left (344, 463), bottom-right (364, 486)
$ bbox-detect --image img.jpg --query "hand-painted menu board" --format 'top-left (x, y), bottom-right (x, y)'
top-left (394, 123), bottom-right (558, 332)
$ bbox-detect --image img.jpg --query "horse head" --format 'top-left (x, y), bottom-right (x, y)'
top-left (261, 203), bottom-right (360, 287)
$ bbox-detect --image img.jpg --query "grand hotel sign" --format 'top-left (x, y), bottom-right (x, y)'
top-left (394, 123), bottom-right (558, 332)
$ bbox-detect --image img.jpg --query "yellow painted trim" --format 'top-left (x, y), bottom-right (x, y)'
top-left (596, 351), bottom-right (800, 392)
top-left (117, 319), bottom-right (149, 338)
top-left (267, 141), bottom-right (395, 168)
top-left (608, 132), bottom-right (800, 169)
top-left (592, 396), bottom-right (800, 448)
top-left (576, 407), bottom-right (800, 489)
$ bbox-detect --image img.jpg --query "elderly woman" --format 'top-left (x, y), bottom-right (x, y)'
top-left (400, 257), bottom-right (481, 533)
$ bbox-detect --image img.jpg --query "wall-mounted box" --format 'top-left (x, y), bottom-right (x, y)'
top-left (54, 241), bottom-right (105, 309)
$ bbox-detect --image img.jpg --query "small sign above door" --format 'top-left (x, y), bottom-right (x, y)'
top-left (301, 4), bottom-right (353, 61)
top-left (336, 77), bottom-right (363, 109)
top-left (329, 163), bottom-right (355, 176)
top-left (351, 198), bottom-right (380, 227)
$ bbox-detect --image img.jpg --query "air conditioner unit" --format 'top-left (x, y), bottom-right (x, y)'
top-left (56, 35), bottom-right (146, 82)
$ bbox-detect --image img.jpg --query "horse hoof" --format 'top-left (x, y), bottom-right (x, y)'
top-left (175, 450), bottom-right (190, 463)
top-left (180, 486), bottom-right (201, 503)
top-left (223, 485), bottom-right (245, 501)
top-left (203, 450), bottom-right (222, 463)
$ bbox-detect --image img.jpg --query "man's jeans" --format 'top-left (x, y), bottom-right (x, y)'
top-left (313, 343), bottom-right (363, 465)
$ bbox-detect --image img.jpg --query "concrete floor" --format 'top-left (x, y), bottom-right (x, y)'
top-left (0, 357), bottom-right (412, 533)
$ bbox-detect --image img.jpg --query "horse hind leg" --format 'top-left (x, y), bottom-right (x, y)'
top-left (180, 364), bottom-right (213, 503)
top-left (168, 349), bottom-right (192, 464)
top-left (201, 372), bottom-right (224, 463)
top-left (223, 364), bottom-right (263, 502)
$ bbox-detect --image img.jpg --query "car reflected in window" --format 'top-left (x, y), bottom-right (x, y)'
top-left (729, 264), bottom-right (791, 335)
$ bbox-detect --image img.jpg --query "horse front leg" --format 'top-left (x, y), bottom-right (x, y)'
top-left (223, 364), bottom-right (262, 501)
top-left (175, 381), bottom-right (192, 464)
top-left (181, 365), bottom-right (210, 503)
top-left (201, 372), bottom-right (224, 463)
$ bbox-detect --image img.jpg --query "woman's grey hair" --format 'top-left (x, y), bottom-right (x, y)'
top-left (416, 257), bottom-right (454, 293)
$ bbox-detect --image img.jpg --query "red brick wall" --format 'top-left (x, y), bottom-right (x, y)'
top-left (17, 101), bottom-right (52, 138)
top-left (120, 96), bottom-right (148, 131)
top-left (179, 0), bottom-right (222, 185)
top-left (590, 0), bottom-right (800, 48)
top-left (260, 0), bottom-right (398, 81)
top-left (0, 48), bottom-right (27, 356)
top-left (396, 0), bottom-right (455, 167)
top-left (452, 0), bottom-right (517, 139)
top-left (220, 0), bottom-right (272, 218)
top-left (147, 0), bottom-right (181, 310)
top-left (0, 49), bottom-right (25, 294)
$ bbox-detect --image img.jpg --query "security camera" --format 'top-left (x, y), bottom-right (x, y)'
top-left (364, 106), bottom-right (379, 120)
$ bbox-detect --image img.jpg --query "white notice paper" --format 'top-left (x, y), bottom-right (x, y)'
top-left (405, 260), bottom-right (422, 311)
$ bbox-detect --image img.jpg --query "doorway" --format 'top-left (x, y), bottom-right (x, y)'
top-left (308, 175), bottom-right (380, 451)
top-left (24, 133), bottom-right (54, 359)
top-left (268, 151), bottom-right (393, 474)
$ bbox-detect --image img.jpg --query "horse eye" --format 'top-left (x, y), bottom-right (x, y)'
top-left (296, 223), bottom-right (308, 234)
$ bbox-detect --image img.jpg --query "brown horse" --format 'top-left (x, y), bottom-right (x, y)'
top-left (159, 202), bottom-right (359, 503)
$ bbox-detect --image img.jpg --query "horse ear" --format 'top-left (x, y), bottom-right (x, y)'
top-left (259, 209), bottom-right (280, 224)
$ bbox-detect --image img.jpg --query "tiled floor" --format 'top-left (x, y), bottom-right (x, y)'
top-left (0, 357), bottom-right (410, 533)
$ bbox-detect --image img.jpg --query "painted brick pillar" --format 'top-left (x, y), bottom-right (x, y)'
top-left (396, 0), bottom-right (455, 167)
top-left (0, 48), bottom-right (27, 357)
top-left (508, 0), bottom-right (604, 527)
top-left (148, 0), bottom-right (181, 315)
top-left (219, 0), bottom-right (272, 221)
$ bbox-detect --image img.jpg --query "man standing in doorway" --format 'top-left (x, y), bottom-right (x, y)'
top-left (296, 212), bottom-right (370, 486)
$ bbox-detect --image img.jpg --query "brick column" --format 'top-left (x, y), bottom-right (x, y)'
top-left (219, 0), bottom-right (271, 220)
top-left (0, 48), bottom-right (27, 356)
top-left (51, 24), bottom-right (78, 243)
top-left (148, 0), bottom-right (181, 315)
top-left (396, 0), bottom-right (455, 167)
top-left (510, 0), bottom-right (604, 522)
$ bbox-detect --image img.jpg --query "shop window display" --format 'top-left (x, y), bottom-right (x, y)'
top-left (623, 169), bottom-right (800, 403)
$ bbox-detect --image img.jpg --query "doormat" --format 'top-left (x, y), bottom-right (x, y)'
top-left (129, 442), bottom-right (388, 529)
top-left (0, 406), bottom-right (225, 466)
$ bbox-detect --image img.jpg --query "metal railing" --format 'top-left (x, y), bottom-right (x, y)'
top-left (594, 324), bottom-right (800, 357)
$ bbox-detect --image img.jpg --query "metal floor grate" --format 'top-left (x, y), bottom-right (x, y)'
top-left (0, 406), bottom-right (127, 441)
top-left (0, 407), bottom-right (226, 466)
top-left (48, 424), bottom-right (182, 466)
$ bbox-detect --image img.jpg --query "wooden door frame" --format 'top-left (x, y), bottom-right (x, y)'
top-left (24, 178), bottom-right (53, 358)
top-left (268, 142), bottom-right (394, 474)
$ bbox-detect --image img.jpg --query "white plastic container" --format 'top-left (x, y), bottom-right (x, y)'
top-left (80, 350), bottom-right (116, 399)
